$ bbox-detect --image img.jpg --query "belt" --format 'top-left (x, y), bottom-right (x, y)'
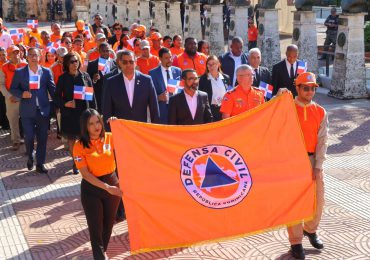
top-left (308, 152), bottom-right (315, 156)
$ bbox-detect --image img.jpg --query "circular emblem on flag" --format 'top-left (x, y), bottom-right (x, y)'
top-left (180, 145), bottom-right (252, 209)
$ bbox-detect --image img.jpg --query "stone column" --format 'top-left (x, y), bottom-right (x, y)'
top-left (127, 0), bottom-right (139, 25)
top-left (138, 0), bottom-right (152, 30)
top-left (116, 0), bottom-right (128, 23)
top-left (105, 0), bottom-right (115, 26)
top-left (204, 4), bottom-right (224, 57)
top-left (227, 3), bottom-right (249, 50)
top-left (184, 1), bottom-right (202, 40)
top-left (167, 1), bottom-right (183, 37)
top-left (152, 1), bottom-right (168, 36)
top-left (329, 13), bottom-right (369, 99)
top-left (292, 11), bottom-right (318, 74)
top-left (75, 5), bottom-right (90, 21)
top-left (257, 9), bottom-right (281, 71)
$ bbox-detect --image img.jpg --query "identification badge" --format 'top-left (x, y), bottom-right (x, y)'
top-left (103, 144), bottom-right (111, 152)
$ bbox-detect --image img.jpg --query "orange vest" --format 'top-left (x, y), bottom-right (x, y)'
top-left (51, 63), bottom-right (64, 85)
top-left (50, 34), bottom-right (62, 43)
top-left (176, 52), bottom-right (207, 76)
top-left (136, 55), bottom-right (160, 75)
top-left (2, 62), bottom-right (28, 90)
top-left (295, 102), bottom-right (325, 153)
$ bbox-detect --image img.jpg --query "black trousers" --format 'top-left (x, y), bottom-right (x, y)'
top-left (0, 92), bottom-right (9, 129)
top-left (81, 173), bottom-right (121, 260)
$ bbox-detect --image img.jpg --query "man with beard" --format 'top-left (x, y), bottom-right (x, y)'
top-left (175, 38), bottom-right (207, 76)
top-left (168, 69), bottom-right (213, 125)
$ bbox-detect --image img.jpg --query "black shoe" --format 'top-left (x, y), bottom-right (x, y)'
top-left (304, 230), bottom-right (324, 249)
top-left (72, 164), bottom-right (79, 175)
top-left (27, 159), bottom-right (34, 170)
top-left (291, 244), bottom-right (305, 260)
top-left (36, 164), bottom-right (48, 174)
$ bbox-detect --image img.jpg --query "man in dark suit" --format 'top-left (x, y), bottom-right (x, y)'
top-left (10, 48), bottom-right (56, 173)
top-left (272, 44), bottom-right (302, 97)
top-left (87, 42), bottom-right (117, 112)
top-left (249, 48), bottom-right (272, 88)
top-left (219, 36), bottom-right (248, 87)
top-left (102, 50), bottom-right (160, 131)
top-left (149, 48), bottom-right (182, 124)
top-left (168, 69), bottom-right (213, 125)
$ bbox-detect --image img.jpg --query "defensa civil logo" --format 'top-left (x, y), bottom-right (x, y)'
top-left (180, 145), bottom-right (252, 209)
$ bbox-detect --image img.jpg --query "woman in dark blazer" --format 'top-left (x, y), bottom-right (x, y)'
top-left (54, 51), bottom-right (97, 174)
top-left (199, 55), bottom-right (231, 121)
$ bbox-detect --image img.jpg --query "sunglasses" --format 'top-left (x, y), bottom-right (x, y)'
top-left (114, 27), bottom-right (121, 30)
top-left (70, 59), bottom-right (79, 64)
top-left (121, 60), bottom-right (134, 65)
top-left (301, 86), bottom-right (316, 92)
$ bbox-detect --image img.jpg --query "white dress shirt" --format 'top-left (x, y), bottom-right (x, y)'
top-left (184, 91), bottom-right (198, 120)
top-left (160, 66), bottom-right (172, 86)
top-left (230, 53), bottom-right (242, 86)
top-left (28, 65), bottom-right (42, 107)
top-left (285, 59), bottom-right (297, 77)
top-left (208, 73), bottom-right (226, 106)
top-left (123, 74), bottom-right (135, 107)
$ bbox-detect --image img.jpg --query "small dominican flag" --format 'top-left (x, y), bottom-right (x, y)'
top-left (73, 86), bottom-right (94, 101)
top-left (84, 25), bottom-right (92, 39)
top-left (29, 75), bottom-right (40, 90)
top-left (46, 42), bottom-right (60, 54)
top-left (9, 29), bottom-right (24, 41)
top-left (98, 58), bottom-right (107, 71)
top-left (258, 81), bottom-right (274, 99)
top-left (297, 61), bottom-right (307, 75)
top-left (27, 20), bottom-right (38, 29)
top-left (74, 156), bottom-right (82, 162)
top-left (167, 79), bottom-right (184, 94)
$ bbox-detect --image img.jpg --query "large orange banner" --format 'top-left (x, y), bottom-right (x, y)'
top-left (111, 93), bottom-right (315, 254)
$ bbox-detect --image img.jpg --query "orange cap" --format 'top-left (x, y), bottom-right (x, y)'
top-left (295, 72), bottom-right (319, 87)
top-left (7, 45), bottom-right (20, 55)
top-left (134, 25), bottom-right (146, 33)
top-left (76, 20), bottom-right (85, 30)
top-left (150, 32), bottom-right (162, 41)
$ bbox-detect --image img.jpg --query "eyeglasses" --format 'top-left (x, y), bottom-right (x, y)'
top-left (301, 86), bottom-right (316, 92)
top-left (185, 77), bottom-right (199, 82)
top-left (114, 27), bottom-right (121, 31)
top-left (70, 59), bottom-right (79, 64)
top-left (121, 60), bottom-right (135, 65)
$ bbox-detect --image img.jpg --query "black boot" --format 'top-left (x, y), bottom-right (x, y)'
top-left (304, 230), bottom-right (324, 249)
top-left (291, 244), bottom-right (305, 260)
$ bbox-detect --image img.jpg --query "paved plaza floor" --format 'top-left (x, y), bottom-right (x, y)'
top-left (0, 88), bottom-right (369, 260)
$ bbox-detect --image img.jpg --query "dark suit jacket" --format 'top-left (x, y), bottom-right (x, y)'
top-left (198, 73), bottom-right (231, 106)
top-left (219, 52), bottom-right (248, 87)
top-left (168, 90), bottom-right (213, 125)
top-left (252, 66), bottom-right (272, 88)
top-left (271, 59), bottom-right (303, 97)
top-left (102, 71), bottom-right (160, 131)
top-left (10, 66), bottom-right (55, 118)
top-left (87, 58), bottom-right (117, 112)
top-left (149, 65), bottom-right (182, 124)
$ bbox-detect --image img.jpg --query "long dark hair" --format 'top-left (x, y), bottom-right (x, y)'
top-left (63, 51), bottom-right (81, 72)
top-left (79, 109), bottom-right (105, 148)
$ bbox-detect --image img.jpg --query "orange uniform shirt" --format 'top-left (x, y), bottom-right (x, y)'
top-left (84, 40), bottom-right (96, 53)
top-left (170, 47), bottom-right (184, 57)
top-left (73, 133), bottom-right (116, 177)
top-left (51, 62), bottom-right (64, 85)
top-left (50, 33), bottom-right (62, 43)
top-left (220, 86), bottom-right (265, 117)
top-left (176, 52), bottom-right (207, 76)
top-left (248, 25), bottom-right (258, 42)
top-left (2, 62), bottom-right (28, 90)
top-left (295, 101), bottom-right (325, 153)
top-left (137, 55), bottom-right (160, 75)
top-left (150, 47), bottom-right (161, 57)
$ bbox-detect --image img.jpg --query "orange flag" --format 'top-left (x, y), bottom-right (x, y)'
top-left (110, 93), bottom-right (315, 254)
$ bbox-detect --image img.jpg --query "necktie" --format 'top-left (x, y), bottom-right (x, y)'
top-left (290, 64), bottom-right (294, 79)
top-left (254, 68), bottom-right (259, 82)
top-left (166, 69), bottom-right (170, 81)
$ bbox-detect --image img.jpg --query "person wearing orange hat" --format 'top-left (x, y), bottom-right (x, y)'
top-left (134, 25), bottom-right (147, 40)
top-left (136, 40), bottom-right (160, 75)
top-left (150, 32), bottom-right (162, 57)
top-left (72, 20), bottom-right (87, 40)
top-left (287, 72), bottom-right (328, 260)
top-left (50, 23), bottom-right (62, 43)
top-left (0, 45), bottom-right (27, 150)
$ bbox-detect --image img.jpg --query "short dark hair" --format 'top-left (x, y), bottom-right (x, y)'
top-left (120, 50), bottom-right (135, 60)
top-left (181, 69), bottom-right (196, 79)
top-left (197, 40), bottom-right (209, 53)
top-left (158, 47), bottom-right (170, 58)
top-left (163, 35), bottom-right (172, 42)
top-left (79, 109), bottom-right (105, 149)
top-left (63, 51), bottom-right (81, 72)
top-left (112, 22), bottom-right (122, 29)
top-left (73, 38), bottom-right (83, 44)
top-left (122, 27), bottom-right (129, 32)
top-left (61, 36), bottom-right (72, 44)
top-left (98, 42), bottom-right (110, 52)
top-left (185, 37), bottom-right (196, 45)
top-left (173, 34), bottom-right (182, 42)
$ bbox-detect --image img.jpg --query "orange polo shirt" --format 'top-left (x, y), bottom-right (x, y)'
top-left (84, 40), bottom-right (96, 53)
top-left (73, 133), bottom-right (116, 177)
top-left (176, 52), bottom-right (207, 76)
top-left (2, 62), bottom-right (28, 90)
top-left (137, 55), bottom-right (160, 75)
top-left (50, 33), bottom-right (62, 43)
top-left (170, 47), bottom-right (184, 57)
top-left (51, 62), bottom-right (64, 85)
top-left (150, 47), bottom-right (161, 57)
top-left (295, 101), bottom-right (325, 153)
top-left (220, 86), bottom-right (265, 117)
top-left (248, 25), bottom-right (258, 42)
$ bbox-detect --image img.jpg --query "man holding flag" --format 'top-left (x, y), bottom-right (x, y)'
top-left (149, 47), bottom-right (182, 124)
top-left (287, 72), bottom-right (328, 259)
top-left (10, 48), bottom-right (56, 174)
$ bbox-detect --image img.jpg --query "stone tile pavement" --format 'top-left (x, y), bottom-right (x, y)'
top-left (0, 89), bottom-right (370, 260)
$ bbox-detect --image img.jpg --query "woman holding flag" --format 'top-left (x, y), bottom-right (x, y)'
top-left (54, 52), bottom-right (96, 175)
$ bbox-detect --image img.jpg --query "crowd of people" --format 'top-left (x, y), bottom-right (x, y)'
top-left (0, 13), bottom-right (328, 260)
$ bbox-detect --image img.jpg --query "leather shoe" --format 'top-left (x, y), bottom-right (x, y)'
top-left (304, 230), bottom-right (324, 249)
top-left (291, 244), bottom-right (305, 260)
top-left (27, 159), bottom-right (33, 170)
top-left (36, 164), bottom-right (48, 174)
top-left (72, 163), bottom-right (80, 175)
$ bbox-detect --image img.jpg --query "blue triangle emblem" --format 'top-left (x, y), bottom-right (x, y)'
top-left (201, 157), bottom-right (237, 189)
